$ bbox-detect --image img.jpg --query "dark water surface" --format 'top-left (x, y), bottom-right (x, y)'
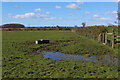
top-left (40, 51), bottom-right (119, 66)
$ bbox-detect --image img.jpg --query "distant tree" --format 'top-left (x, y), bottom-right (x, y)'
top-left (81, 22), bottom-right (86, 27)
top-left (107, 21), bottom-right (118, 27)
top-left (56, 25), bottom-right (60, 28)
top-left (2, 23), bottom-right (25, 28)
top-left (74, 25), bottom-right (78, 27)
top-left (114, 21), bottom-right (117, 24)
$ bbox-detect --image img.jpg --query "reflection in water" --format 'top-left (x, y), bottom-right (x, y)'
top-left (41, 51), bottom-right (119, 66)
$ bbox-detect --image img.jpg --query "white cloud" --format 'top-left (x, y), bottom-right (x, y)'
top-left (93, 13), bottom-right (110, 21)
top-left (35, 8), bottom-right (51, 15)
top-left (76, 0), bottom-right (84, 4)
top-left (93, 14), bottom-right (99, 18)
top-left (12, 12), bottom-right (61, 20)
top-left (112, 11), bottom-right (118, 14)
top-left (55, 5), bottom-right (61, 8)
top-left (12, 13), bottom-right (49, 19)
top-left (46, 12), bottom-right (50, 14)
top-left (35, 8), bottom-right (42, 12)
top-left (13, 13), bottom-right (35, 18)
top-left (85, 11), bottom-right (90, 14)
top-left (66, 3), bottom-right (80, 9)
top-left (36, 14), bottom-right (47, 18)
top-left (105, 11), bottom-right (118, 14)
top-left (99, 17), bottom-right (110, 20)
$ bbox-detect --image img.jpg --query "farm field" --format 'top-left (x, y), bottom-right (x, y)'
top-left (2, 31), bottom-right (119, 78)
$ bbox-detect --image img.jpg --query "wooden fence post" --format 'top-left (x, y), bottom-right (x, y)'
top-left (102, 33), bottom-right (103, 43)
top-left (103, 33), bottom-right (105, 43)
top-left (105, 32), bottom-right (107, 44)
top-left (101, 32), bottom-right (106, 44)
top-left (98, 33), bottom-right (101, 42)
top-left (112, 29), bottom-right (115, 48)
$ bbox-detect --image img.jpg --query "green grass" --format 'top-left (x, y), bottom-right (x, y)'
top-left (2, 31), bottom-right (119, 78)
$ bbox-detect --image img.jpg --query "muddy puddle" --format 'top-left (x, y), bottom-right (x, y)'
top-left (39, 51), bottom-right (119, 66)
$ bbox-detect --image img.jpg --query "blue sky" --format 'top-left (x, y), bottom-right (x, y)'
top-left (1, 0), bottom-right (119, 2)
top-left (2, 2), bottom-right (118, 27)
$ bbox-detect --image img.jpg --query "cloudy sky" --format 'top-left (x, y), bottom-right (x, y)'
top-left (1, 2), bottom-right (118, 27)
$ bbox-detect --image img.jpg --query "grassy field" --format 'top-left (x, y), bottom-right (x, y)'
top-left (2, 31), bottom-right (119, 78)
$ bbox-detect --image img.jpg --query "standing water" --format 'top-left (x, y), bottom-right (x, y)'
top-left (39, 51), bottom-right (119, 66)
